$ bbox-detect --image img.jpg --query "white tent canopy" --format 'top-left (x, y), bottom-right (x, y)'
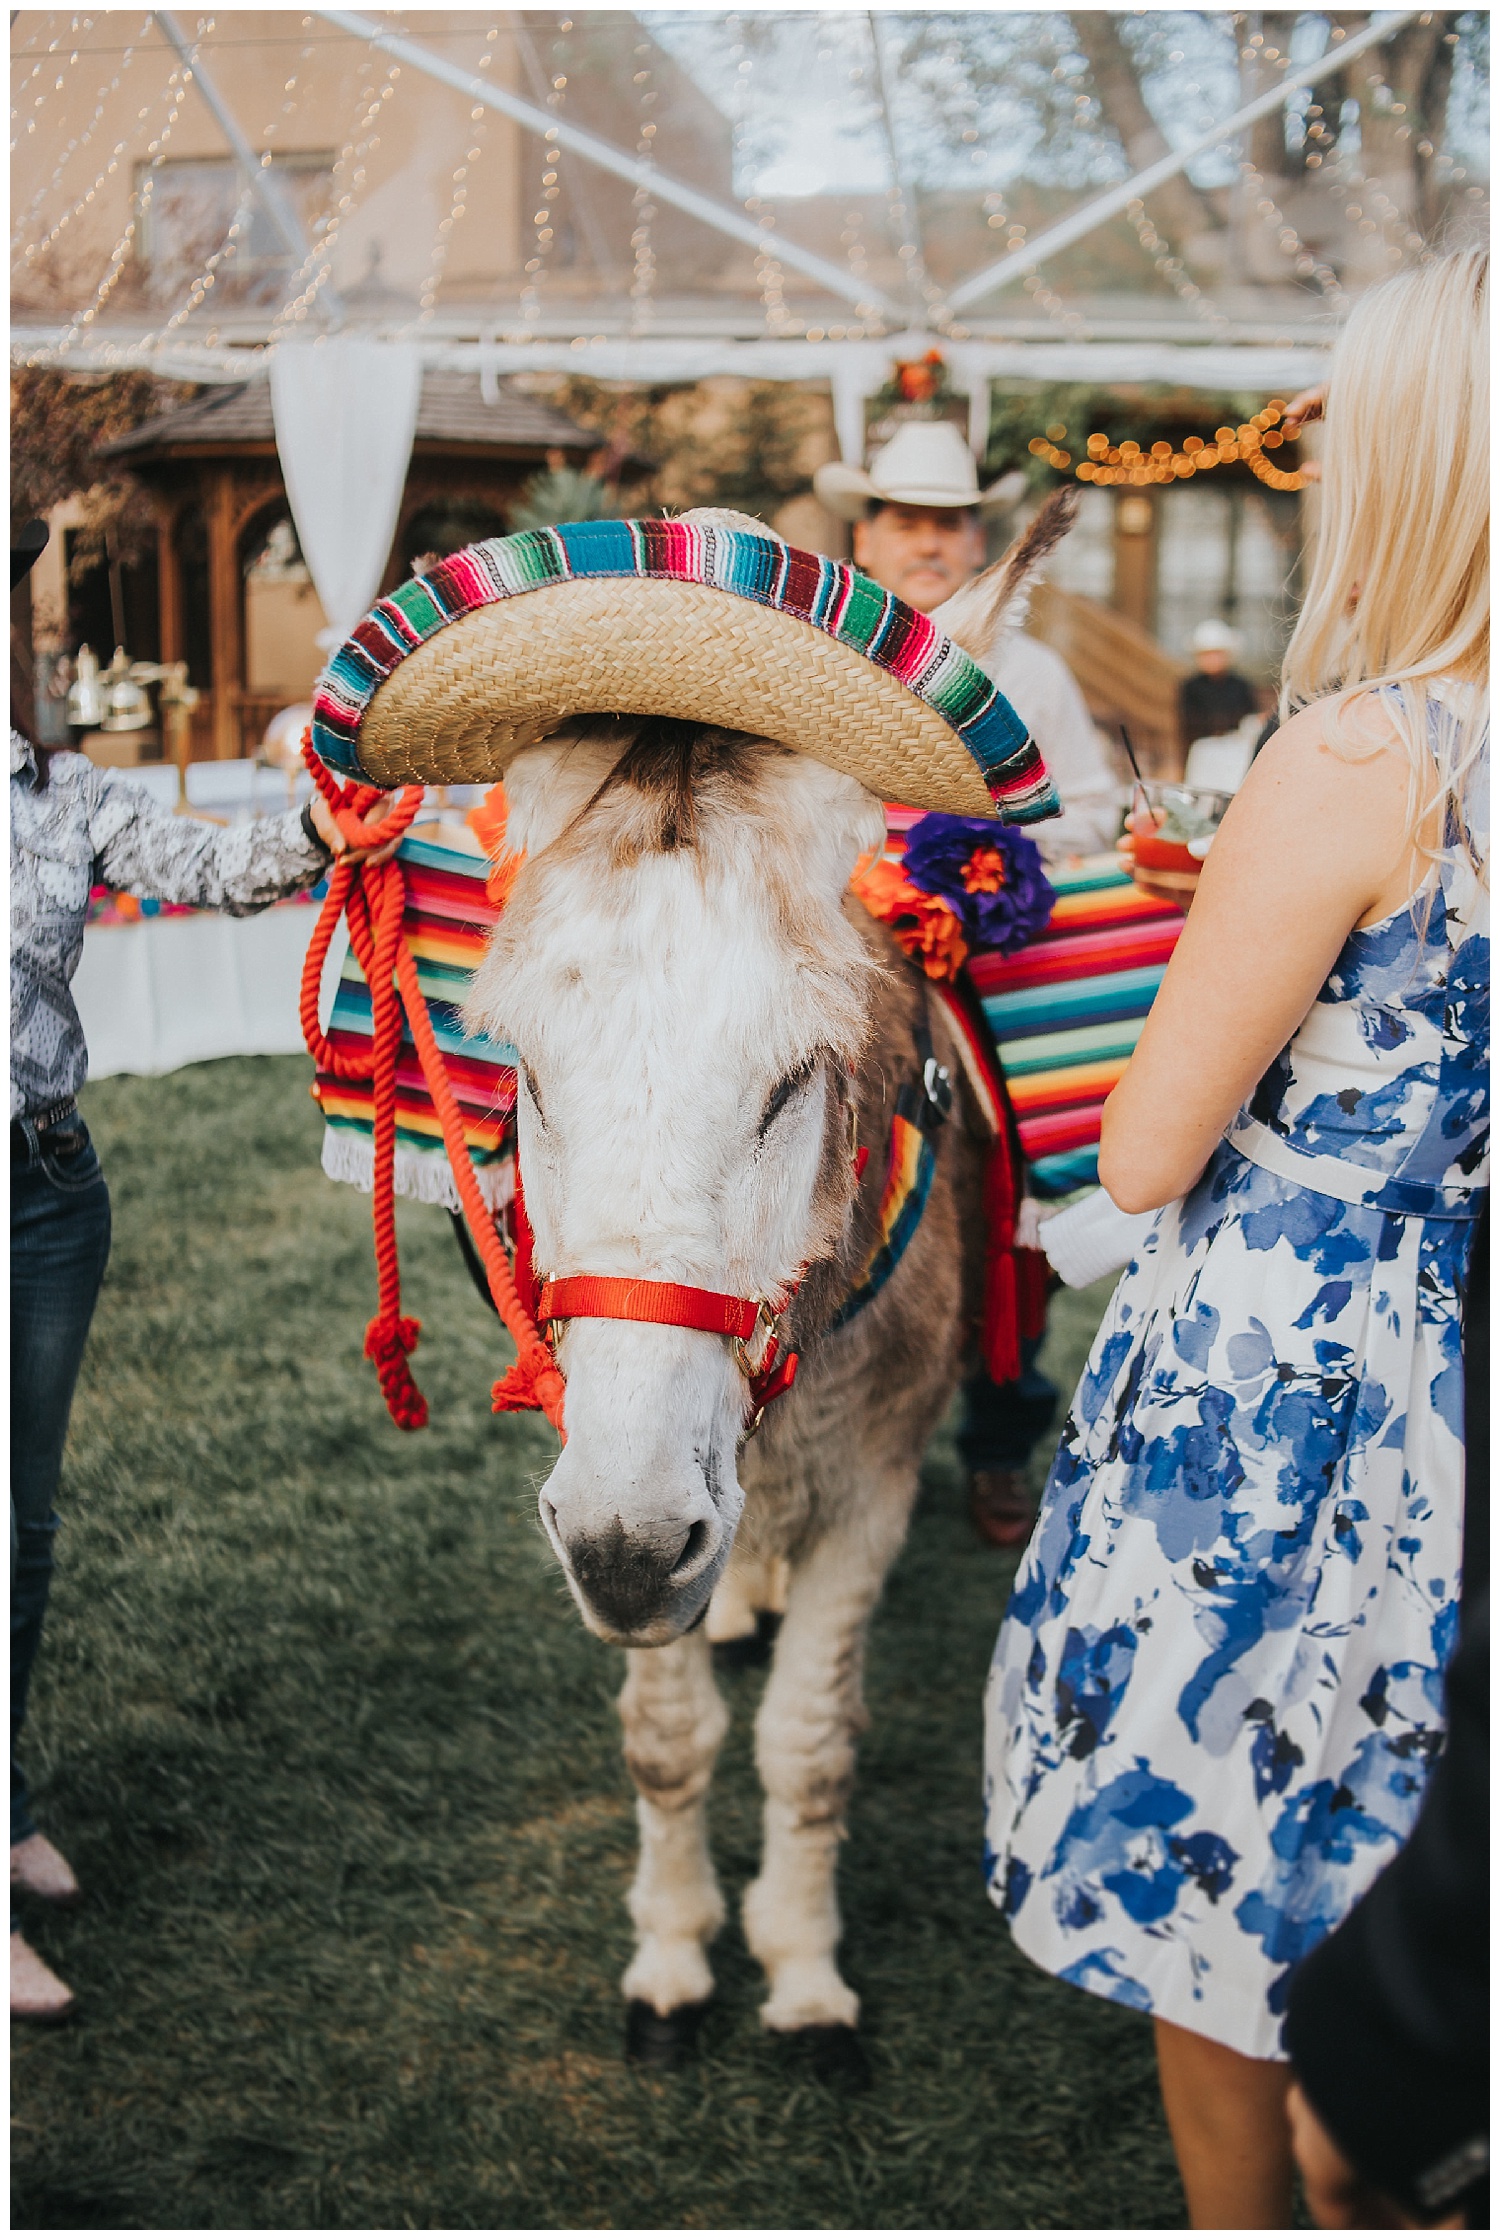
top-left (12, 7), bottom-right (1488, 401)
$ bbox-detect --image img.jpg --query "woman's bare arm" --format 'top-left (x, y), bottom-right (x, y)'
top-left (1098, 700), bottom-right (1418, 1213)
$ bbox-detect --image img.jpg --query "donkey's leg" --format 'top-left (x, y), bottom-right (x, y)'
top-left (742, 1486), bottom-right (910, 2032)
top-left (618, 1632), bottom-right (729, 2020)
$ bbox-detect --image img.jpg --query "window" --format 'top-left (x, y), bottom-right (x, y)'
top-left (136, 153), bottom-right (334, 306)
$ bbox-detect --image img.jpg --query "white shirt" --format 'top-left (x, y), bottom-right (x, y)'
top-left (983, 630), bottom-right (1122, 861)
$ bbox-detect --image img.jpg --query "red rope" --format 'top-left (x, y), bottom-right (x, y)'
top-left (297, 735), bottom-right (566, 1437)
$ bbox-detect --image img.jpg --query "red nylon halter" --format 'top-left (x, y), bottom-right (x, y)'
top-left (535, 1273), bottom-right (801, 1432)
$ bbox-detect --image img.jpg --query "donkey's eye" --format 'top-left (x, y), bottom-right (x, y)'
top-left (520, 1063), bottom-right (545, 1124)
top-left (758, 1057), bottom-right (816, 1139)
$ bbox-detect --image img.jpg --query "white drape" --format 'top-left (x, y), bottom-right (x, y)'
top-left (269, 337), bottom-right (423, 648)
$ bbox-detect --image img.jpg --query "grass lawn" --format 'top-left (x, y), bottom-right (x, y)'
top-left (12, 1056), bottom-right (1185, 2230)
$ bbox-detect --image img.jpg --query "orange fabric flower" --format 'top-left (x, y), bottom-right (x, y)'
top-left (961, 843), bottom-right (1009, 896)
top-left (465, 783), bottom-right (526, 909)
top-left (849, 854), bottom-right (969, 981)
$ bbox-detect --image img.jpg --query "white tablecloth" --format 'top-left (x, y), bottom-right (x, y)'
top-left (74, 905), bottom-right (346, 1079)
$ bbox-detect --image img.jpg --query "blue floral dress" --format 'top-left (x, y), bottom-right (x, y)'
top-left (983, 835), bottom-right (1488, 2060)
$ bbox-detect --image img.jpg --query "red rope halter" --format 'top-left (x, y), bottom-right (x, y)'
top-left (297, 736), bottom-right (567, 1435)
top-left (296, 739), bottom-right (801, 1442)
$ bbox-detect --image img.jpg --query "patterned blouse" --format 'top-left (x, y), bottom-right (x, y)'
top-left (10, 732), bottom-right (329, 1119)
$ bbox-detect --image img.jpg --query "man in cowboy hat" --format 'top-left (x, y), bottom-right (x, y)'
top-left (815, 422), bottom-right (1119, 861)
top-left (815, 421), bottom-right (1120, 1547)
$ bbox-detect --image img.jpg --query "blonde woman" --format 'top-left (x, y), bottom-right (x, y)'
top-left (983, 248), bottom-right (1488, 2227)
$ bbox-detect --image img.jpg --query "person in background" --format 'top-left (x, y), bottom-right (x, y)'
top-left (1179, 618), bottom-right (1257, 748)
top-left (816, 420), bottom-right (1122, 1548)
top-left (1283, 1201), bottom-right (1487, 2233)
top-left (984, 246), bottom-right (1487, 2227)
top-left (10, 523), bottom-right (397, 2021)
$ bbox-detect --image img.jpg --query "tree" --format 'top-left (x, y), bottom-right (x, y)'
top-left (1068, 13), bottom-right (1223, 251)
top-left (10, 368), bottom-right (185, 575)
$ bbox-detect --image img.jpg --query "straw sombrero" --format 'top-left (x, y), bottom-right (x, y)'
top-left (312, 513), bottom-right (1059, 823)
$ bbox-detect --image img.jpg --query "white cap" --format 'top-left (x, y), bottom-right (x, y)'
top-left (1191, 618), bottom-right (1242, 655)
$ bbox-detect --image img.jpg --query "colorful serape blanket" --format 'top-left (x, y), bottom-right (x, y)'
top-left (875, 808), bottom-right (1183, 1198)
top-left (968, 858), bottom-right (1185, 1196)
top-left (87, 881), bottom-right (327, 926)
top-left (312, 828), bottom-right (517, 1213)
top-left (313, 519), bottom-right (1058, 824)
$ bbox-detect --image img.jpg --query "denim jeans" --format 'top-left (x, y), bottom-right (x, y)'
top-left (11, 1112), bottom-right (111, 1850)
top-left (956, 1335), bottom-right (1059, 1475)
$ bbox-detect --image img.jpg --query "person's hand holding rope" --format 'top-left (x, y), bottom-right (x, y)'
top-left (307, 786), bottom-right (404, 864)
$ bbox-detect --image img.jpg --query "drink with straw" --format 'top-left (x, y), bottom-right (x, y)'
top-left (1126, 780), bottom-right (1234, 897)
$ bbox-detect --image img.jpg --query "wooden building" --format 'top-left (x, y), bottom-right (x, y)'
top-left (98, 372), bottom-right (598, 760)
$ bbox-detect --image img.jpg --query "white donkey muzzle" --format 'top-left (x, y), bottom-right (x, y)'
top-left (535, 1321), bottom-right (747, 1645)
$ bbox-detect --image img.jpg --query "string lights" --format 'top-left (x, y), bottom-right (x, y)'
top-left (414, 27), bottom-right (496, 325)
top-left (512, 20), bottom-right (570, 341)
top-left (10, 16), bottom-right (93, 144)
top-left (266, 52), bottom-right (401, 341)
top-left (628, 34), bottom-right (659, 330)
top-left (1238, 157), bottom-right (1350, 309)
top-left (985, 199), bottom-right (1091, 342)
top-left (136, 33), bottom-right (321, 351)
top-left (867, 14), bottom-right (952, 336)
top-left (12, 23), bottom-right (149, 251)
top-left (1123, 198), bottom-right (1232, 335)
top-left (16, 21), bottom-right (159, 268)
top-left (1030, 401), bottom-right (1306, 493)
top-left (834, 206), bottom-right (874, 341)
top-left (52, 50), bottom-right (194, 357)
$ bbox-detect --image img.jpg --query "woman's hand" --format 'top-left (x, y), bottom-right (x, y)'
top-left (1117, 821), bottom-right (1203, 912)
top-left (309, 789), bottom-right (404, 866)
top-left (1281, 384), bottom-right (1327, 481)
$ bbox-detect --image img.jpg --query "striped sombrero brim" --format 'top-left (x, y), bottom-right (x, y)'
top-left (313, 518), bottom-right (1060, 823)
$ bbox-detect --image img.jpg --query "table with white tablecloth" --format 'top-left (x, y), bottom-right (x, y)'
top-left (74, 903), bottom-right (346, 1080)
top-left (72, 793), bottom-right (490, 1081)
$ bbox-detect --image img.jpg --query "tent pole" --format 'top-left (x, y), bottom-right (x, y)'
top-left (948, 10), bottom-right (1419, 314)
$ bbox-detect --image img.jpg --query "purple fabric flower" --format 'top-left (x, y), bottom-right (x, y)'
top-left (901, 813), bottom-right (1056, 957)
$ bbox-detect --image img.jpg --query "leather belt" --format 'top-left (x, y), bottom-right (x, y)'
top-left (27, 1097), bottom-right (80, 1135)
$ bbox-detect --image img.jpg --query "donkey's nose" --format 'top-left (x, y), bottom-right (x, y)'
top-left (555, 1509), bottom-right (723, 1638)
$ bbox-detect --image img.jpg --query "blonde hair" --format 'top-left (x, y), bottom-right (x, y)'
top-left (1281, 249), bottom-right (1488, 868)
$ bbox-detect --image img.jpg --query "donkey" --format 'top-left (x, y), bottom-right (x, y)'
top-left (462, 530), bottom-right (1061, 2071)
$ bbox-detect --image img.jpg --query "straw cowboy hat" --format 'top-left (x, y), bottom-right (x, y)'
top-left (813, 422), bottom-right (1025, 523)
top-left (312, 510), bottom-right (1058, 824)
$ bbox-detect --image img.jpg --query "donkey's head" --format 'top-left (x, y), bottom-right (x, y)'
top-left (465, 719), bottom-right (885, 1645)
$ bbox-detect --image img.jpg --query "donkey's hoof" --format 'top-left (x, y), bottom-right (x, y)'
top-left (782, 2023), bottom-right (872, 2093)
top-left (625, 1997), bottom-right (708, 2068)
top-left (711, 1610), bottom-right (782, 1672)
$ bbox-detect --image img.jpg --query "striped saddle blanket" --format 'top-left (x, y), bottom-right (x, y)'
top-left (969, 857), bottom-right (1185, 1196)
top-left (313, 814), bottom-right (1181, 1211)
top-left (313, 823), bottom-right (517, 1212)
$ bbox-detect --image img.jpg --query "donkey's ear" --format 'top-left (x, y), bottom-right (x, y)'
top-left (930, 487), bottom-right (1080, 663)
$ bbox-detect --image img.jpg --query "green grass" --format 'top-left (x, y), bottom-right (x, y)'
top-left (12, 1057), bottom-right (1184, 2230)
